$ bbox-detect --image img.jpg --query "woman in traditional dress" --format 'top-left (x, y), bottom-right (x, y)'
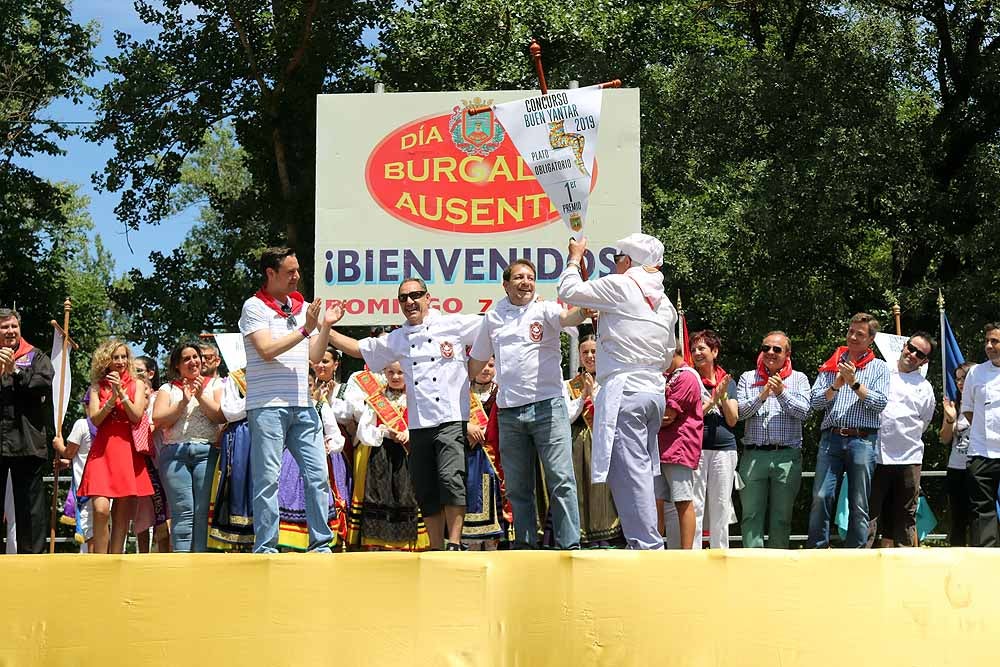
top-left (313, 346), bottom-right (352, 530)
top-left (347, 361), bottom-right (430, 551)
top-left (152, 341), bottom-right (225, 552)
top-left (79, 340), bottom-right (153, 554)
top-left (207, 367), bottom-right (255, 550)
top-left (462, 357), bottom-right (510, 550)
top-left (563, 334), bottom-right (622, 547)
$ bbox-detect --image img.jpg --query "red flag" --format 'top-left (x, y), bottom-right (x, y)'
top-left (681, 312), bottom-right (694, 367)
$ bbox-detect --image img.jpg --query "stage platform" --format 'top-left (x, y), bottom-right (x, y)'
top-left (1, 549), bottom-right (993, 666)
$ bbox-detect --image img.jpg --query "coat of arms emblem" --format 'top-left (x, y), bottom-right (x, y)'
top-left (440, 341), bottom-right (455, 359)
top-left (449, 98), bottom-right (506, 157)
top-left (529, 322), bottom-right (544, 342)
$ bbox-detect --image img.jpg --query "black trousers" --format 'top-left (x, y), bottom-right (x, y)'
top-left (0, 456), bottom-right (48, 554)
top-left (966, 456), bottom-right (1000, 547)
top-left (947, 467), bottom-right (972, 547)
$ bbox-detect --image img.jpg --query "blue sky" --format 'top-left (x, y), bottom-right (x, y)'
top-left (17, 0), bottom-right (199, 276)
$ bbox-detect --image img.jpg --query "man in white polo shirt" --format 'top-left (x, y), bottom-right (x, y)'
top-left (468, 258), bottom-right (588, 549)
top-left (962, 322), bottom-right (1000, 547)
top-left (327, 278), bottom-right (482, 550)
top-left (866, 332), bottom-right (935, 547)
top-left (239, 247), bottom-right (337, 553)
top-left (557, 233), bottom-right (677, 550)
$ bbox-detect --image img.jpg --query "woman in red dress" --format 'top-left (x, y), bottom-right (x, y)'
top-left (79, 340), bottom-right (154, 553)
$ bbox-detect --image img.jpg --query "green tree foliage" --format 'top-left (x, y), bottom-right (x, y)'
top-left (110, 125), bottom-right (264, 354)
top-left (1, 0), bottom-right (95, 335)
top-left (0, 0), bottom-right (108, 424)
top-left (87, 0), bottom-right (392, 273)
top-left (377, 0), bottom-right (998, 369)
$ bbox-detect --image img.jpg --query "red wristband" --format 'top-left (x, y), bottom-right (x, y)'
top-left (299, 326), bottom-right (310, 339)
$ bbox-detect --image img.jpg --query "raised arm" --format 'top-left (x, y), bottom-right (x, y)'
top-left (246, 299), bottom-right (322, 362)
top-left (325, 301), bottom-right (363, 359)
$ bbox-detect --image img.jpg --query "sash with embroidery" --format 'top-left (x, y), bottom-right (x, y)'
top-left (469, 390), bottom-right (490, 430)
top-left (354, 370), bottom-right (406, 432)
top-left (567, 374), bottom-right (595, 430)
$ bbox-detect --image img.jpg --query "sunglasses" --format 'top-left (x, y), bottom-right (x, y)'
top-left (612, 253), bottom-right (629, 263)
top-left (397, 290), bottom-right (428, 303)
top-left (280, 303), bottom-right (297, 329)
top-left (759, 345), bottom-right (784, 354)
top-left (905, 342), bottom-right (929, 360)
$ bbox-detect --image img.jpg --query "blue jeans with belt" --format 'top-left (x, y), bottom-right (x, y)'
top-left (807, 430), bottom-right (877, 548)
top-left (158, 441), bottom-right (214, 552)
top-left (498, 396), bottom-right (581, 549)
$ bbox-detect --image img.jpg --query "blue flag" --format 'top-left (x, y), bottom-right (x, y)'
top-left (942, 312), bottom-right (965, 401)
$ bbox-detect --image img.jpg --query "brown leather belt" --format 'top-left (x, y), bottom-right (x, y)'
top-left (827, 427), bottom-right (872, 438)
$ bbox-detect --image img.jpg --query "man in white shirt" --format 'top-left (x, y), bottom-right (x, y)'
top-left (557, 233), bottom-right (677, 550)
top-left (239, 247), bottom-right (337, 553)
top-left (468, 259), bottom-right (588, 549)
top-left (961, 322), bottom-right (1000, 547)
top-left (327, 278), bottom-right (482, 550)
top-left (866, 333), bottom-right (935, 547)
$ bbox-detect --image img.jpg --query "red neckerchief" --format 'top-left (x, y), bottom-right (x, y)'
top-left (98, 369), bottom-right (136, 408)
top-left (752, 353), bottom-right (793, 387)
top-left (9, 338), bottom-right (34, 361)
top-left (254, 288), bottom-right (305, 318)
top-left (818, 346), bottom-right (875, 373)
top-left (699, 365), bottom-right (728, 390)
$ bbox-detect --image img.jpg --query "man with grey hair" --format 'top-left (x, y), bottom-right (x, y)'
top-left (0, 307), bottom-right (54, 553)
top-left (557, 234), bottom-right (677, 550)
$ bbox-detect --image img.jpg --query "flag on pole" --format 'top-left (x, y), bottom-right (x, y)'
top-left (679, 312), bottom-right (694, 367)
top-left (941, 312), bottom-right (965, 401)
top-left (492, 85), bottom-right (603, 239)
top-left (51, 328), bottom-right (71, 434)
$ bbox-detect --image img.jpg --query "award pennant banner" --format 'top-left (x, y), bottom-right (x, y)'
top-left (492, 85), bottom-right (603, 239)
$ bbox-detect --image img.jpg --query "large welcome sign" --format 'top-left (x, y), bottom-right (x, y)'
top-left (315, 89), bottom-right (640, 324)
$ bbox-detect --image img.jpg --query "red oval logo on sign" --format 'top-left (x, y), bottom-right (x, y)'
top-left (365, 98), bottom-right (597, 234)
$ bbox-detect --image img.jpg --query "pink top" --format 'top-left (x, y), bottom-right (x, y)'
top-left (657, 365), bottom-right (704, 469)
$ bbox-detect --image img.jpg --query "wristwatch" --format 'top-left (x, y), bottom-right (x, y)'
top-left (851, 381), bottom-right (861, 392)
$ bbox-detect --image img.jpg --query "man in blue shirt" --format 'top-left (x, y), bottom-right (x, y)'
top-left (807, 313), bottom-right (890, 548)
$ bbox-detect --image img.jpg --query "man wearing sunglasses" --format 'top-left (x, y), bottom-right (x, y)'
top-left (807, 313), bottom-right (890, 548)
top-left (326, 278), bottom-right (483, 551)
top-left (557, 233), bottom-right (677, 550)
top-left (467, 258), bottom-right (589, 550)
top-left (735, 332), bottom-right (811, 548)
top-left (866, 333), bottom-right (935, 548)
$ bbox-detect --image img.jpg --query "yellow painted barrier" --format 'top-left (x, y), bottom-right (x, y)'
top-left (0, 549), bottom-right (993, 666)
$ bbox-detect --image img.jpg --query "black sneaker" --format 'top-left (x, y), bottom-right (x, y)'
top-left (445, 541), bottom-right (468, 551)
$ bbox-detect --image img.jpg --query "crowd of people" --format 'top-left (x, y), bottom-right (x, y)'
top-left (1, 236), bottom-right (999, 554)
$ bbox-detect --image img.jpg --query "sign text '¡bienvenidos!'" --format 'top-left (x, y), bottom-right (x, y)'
top-left (365, 112), bottom-right (597, 234)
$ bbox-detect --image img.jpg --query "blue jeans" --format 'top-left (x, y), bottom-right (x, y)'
top-left (248, 406), bottom-right (333, 553)
top-left (498, 396), bottom-right (581, 549)
top-left (158, 442), bottom-right (214, 552)
top-left (807, 431), bottom-right (877, 548)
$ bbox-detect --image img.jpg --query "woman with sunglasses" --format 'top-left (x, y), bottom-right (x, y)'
top-left (941, 361), bottom-right (976, 546)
